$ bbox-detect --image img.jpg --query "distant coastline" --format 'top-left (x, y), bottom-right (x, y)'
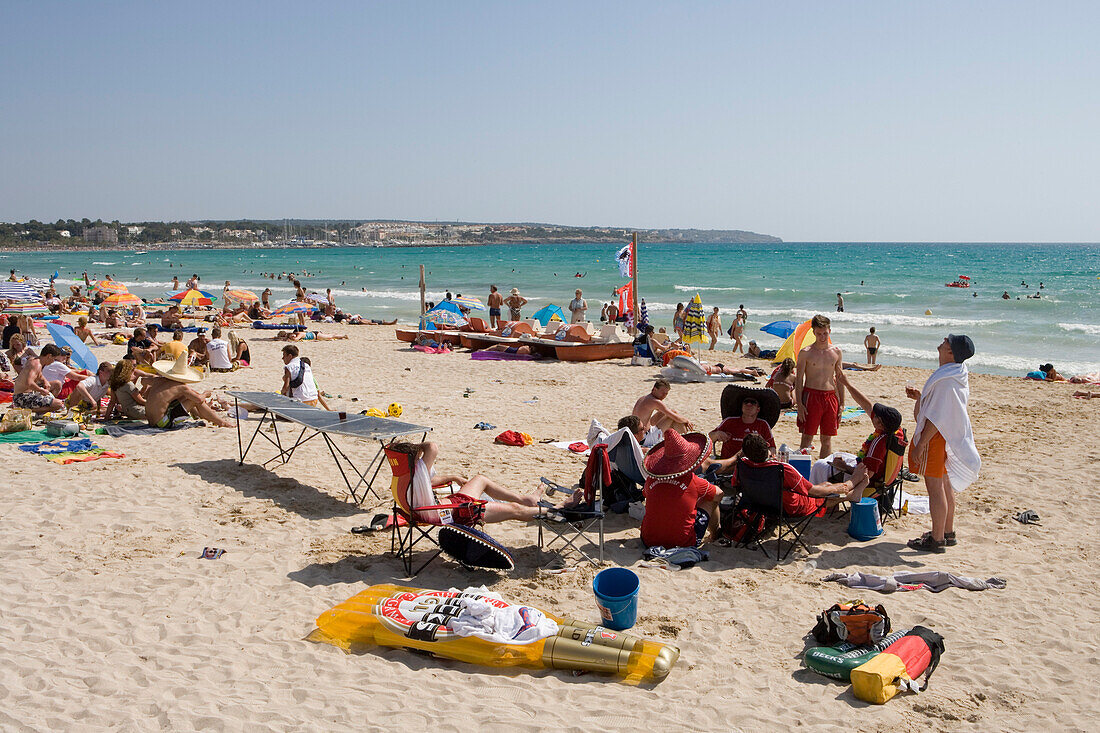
top-left (0, 218), bottom-right (782, 251)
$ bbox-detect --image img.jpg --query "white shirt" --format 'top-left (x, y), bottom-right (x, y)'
top-left (285, 357), bottom-right (318, 402)
top-left (206, 338), bottom-right (233, 369)
top-left (42, 360), bottom-right (72, 384)
top-left (569, 297), bottom-right (587, 323)
top-left (80, 375), bottom-right (109, 402)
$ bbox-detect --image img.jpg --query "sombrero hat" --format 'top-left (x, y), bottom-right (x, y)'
top-left (644, 429), bottom-right (711, 481)
top-left (438, 525), bottom-right (515, 570)
top-left (151, 352), bottom-right (204, 383)
top-left (720, 383), bottom-right (781, 428)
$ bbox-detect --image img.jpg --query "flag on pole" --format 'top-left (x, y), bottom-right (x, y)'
top-left (615, 282), bottom-right (633, 315)
top-left (615, 244), bottom-right (633, 278)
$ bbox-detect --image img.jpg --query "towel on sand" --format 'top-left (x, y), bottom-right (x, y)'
top-left (822, 570), bottom-right (1006, 593)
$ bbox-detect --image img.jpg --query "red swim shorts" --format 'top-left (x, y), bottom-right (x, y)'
top-left (797, 388), bottom-right (840, 437)
top-left (443, 492), bottom-right (486, 526)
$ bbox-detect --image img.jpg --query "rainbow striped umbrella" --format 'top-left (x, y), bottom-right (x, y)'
top-left (169, 289), bottom-right (215, 307)
top-left (271, 301), bottom-right (318, 317)
top-left (681, 293), bottom-right (707, 345)
top-left (225, 289), bottom-right (258, 303)
top-left (452, 296), bottom-right (486, 311)
top-left (95, 280), bottom-right (129, 294)
top-left (3, 302), bottom-right (50, 316)
top-left (101, 292), bottom-right (144, 308)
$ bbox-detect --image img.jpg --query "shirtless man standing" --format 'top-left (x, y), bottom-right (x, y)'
top-left (864, 327), bottom-right (880, 365)
top-left (706, 307), bottom-right (722, 350)
top-left (487, 285), bottom-right (504, 329)
top-left (795, 314), bottom-right (844, 458)
top-left (633, 378), bottom-right (694, 433)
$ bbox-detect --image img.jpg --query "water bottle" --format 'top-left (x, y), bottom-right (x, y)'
top-left (778, 443), bottom-right (789, 463)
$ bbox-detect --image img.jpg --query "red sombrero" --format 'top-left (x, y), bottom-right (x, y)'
top-left (644, 429), bottom-right (712, 480)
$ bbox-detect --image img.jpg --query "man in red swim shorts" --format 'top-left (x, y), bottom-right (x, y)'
top-left (795, 314), bottom-right (845, 458)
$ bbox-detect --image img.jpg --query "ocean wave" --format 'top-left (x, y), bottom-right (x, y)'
top-left (1057, 322), bottom-right (1100, 336)
top-left (92, 261), bottom-right (116, 265)
top-left (673, 285), bottom-right (743, 292)
top-left (749, 308), bottom-right (1006, 328)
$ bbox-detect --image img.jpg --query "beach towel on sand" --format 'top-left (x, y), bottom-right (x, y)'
top-left (495, 430), bottom-right (533, 447)
top-left (916, 362), bottom-right (981, 490)
top-left (823, 571), bottom-right (1006, 593)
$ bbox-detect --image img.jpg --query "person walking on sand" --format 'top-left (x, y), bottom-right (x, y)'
top-left (795, 314), bottom-right (844, 458)
top-left (569, 289), bottom-right (588, 323)
top-left (505, 288), bottom-right (527, 321)
top-left (730, 312), bottom-right (745, 353)
top-left (706, 307), bottom-right (722, 351)
top-left (487, 285), bottom-right (504, 329)
top-left (905, 334), bottom-right (980, 553)
top-left (864, 327), bottom-right (880, 365)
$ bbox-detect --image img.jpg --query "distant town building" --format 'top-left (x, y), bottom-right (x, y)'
top-left (83, 226), bottom-right (118, 244)
top-left (59, 230), bottom-right (71, 238)
top-left (127, 226), bottom-right (144, 235)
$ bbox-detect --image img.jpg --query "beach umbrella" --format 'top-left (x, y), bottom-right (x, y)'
top-left (452, 296), bottom-right (486, 312)
top-left (225, 289), bottom-right (258, 303)
top-left (271, 301), bottom-right (318, 317)
top-left (531, 304), bottom-right (565, 326)
top-left (170, 289), bottom-right (215, 307)
top-left (46, 322), bottom-right (98, 372)
top-left (306, 292), bottom-right (330, 304)
top-left (101, 292), bottom-right (144, 308)
top-left (427, 300), bottom-right (463, 316)
top-left (423, 308), bottom-right (467, 328)
top-left (95, 280), bottom-right (129, 294)
top-left (0, 282), bottom-right (43, 301)
top-left (3, 302), bottom-right (50, 316)
top-left (760, 320), bottom-right (799, 339)
top-left (681, 294), bottom-right (707, 345)
top-left (639, 299), bottom-right (649, 328)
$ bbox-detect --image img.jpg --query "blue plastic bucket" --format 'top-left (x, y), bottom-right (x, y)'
top-left (848, 497), bottom-right (884, 541)
top-left (592, 567), bottom-right (640, 631)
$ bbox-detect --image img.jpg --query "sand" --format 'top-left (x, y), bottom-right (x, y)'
top-left (1, 324), bottom-right (1097, 731)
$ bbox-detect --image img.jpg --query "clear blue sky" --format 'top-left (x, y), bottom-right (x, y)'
top-left (1, 1), bottom-right (1097, 241)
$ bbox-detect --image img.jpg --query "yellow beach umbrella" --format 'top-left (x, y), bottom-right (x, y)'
top-left (225, 289), bottom-right (258, 303)
top-left (95, 280), bottom-right (129, 294)
top-left (681, 294), bottom-right (707, 345)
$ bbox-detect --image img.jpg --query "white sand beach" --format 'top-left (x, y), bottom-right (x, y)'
top-left (2, 325), bottom-right (1098, 731)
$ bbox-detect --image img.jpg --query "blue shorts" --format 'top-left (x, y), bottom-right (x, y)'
top-left (694, 510), bottom-right (710, 545)
top-left (489, 307), bottom-right (501, 317)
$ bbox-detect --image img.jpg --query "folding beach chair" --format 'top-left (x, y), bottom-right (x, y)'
top-left (733, 459), bottom-right (821, 561)
top-left (386, 447), bottom-right (488, 576)
top-left (828, 429), bottom-right (908, 523)
top-left (537, 444), bottom-right (610, 566)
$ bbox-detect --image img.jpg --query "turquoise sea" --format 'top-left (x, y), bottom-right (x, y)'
top-left (6, 242), bottom-right (1099, 377)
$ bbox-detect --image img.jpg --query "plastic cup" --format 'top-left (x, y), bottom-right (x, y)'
top-left (592, 567), bottom-right (640, 631)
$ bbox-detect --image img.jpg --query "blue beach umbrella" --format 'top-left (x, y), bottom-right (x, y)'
top-left (760, 320), bottom-right (799, 339)
top-left (531, 304), bottom-right (565, 327)
top-left (46, 322), bottom-right (98, 372)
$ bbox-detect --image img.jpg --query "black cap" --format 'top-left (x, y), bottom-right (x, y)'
top-left (947, 334), bottom-right (975, 363)
top-left (872, 403), bottom-right (903, 434)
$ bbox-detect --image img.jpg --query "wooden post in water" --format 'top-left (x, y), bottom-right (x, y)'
top-left (419, 265), bottom-right (426, 327)
top-left (631, 232), bottom-right (640, 329)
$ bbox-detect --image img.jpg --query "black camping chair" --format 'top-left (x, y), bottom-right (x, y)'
top-left (536, 445), bottom-right (610, 566)
top-left (733, 459), bottom-right (822, 560)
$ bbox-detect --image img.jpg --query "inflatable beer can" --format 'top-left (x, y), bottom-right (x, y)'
top-left (309, 584), bottom-right (679, 684)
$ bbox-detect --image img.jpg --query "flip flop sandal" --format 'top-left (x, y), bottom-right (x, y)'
top-left (907, 535), bottom-right (946, 553)
top-left (351, 513), bottom-right (390, 534)
top-left (1014, 510), bottom-right (1041, 525)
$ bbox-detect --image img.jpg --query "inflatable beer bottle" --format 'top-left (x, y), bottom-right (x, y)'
top-left (309, 584), bottom-right (679, 684)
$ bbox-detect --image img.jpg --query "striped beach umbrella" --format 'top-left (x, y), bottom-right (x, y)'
top-left (639, 298), bottom-right (649, 328)
top-left (271, 301), bottom-right (318, 317)
top-left (95, 280), bottom-right (129, 294)
top-left (305, 292), bottom-right (330, 304)
top-left (3, 302), bottom-right (50, 316)
top-left (0, 282), bottom-right (43, 301)
top-left (225, 289), bottom-right (258, 303)
top-left (452, 296), bottom-right (486, 311)
top-left (423, 308), bottom-right (467, 328)
top-left (681, 293), bottom-right (707, 345)
top-left (101, 292), bottom-right (144, 308)
top-left (170, 289), bottom-right (215, 307)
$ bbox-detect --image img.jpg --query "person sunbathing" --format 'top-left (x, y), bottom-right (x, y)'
top-left (633, 378), bottom-right (693, 432)
top-left (1039, 363), bottom-right (1066, 382)
top-left (842, 361), bottom-right (882, 371)
top-left (104, 309), bottom-right (123, 328)
top-left (144, 354), bottom-right (233, 428)
top-left (276, 330), bottom-right (348, 341)
top-left (387, 441), bottom-right (581, 523)
top-left (11, 352), bottom-right (65, 413)
top-left (73, 316), bottom-right (100, 346)
top-left (767, 358), bottom-right (796, 408)
top-left (161, 305), bottom-right (183, 330)
top-left (482, 343), bottom-right (536, 356)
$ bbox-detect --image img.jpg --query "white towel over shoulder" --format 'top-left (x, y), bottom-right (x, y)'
top-left (915, 362), bottom-right (981, 490)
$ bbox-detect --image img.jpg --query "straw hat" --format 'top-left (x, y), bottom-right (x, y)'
top-left (151, 352), bottom-right (204, 383)
top-left (510, 288), bottom-right (520, 296)
top-left (644, 429), bottom-right (711, 480)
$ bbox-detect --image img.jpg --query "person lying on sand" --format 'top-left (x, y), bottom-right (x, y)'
top-left (275, 330), bottom-right (348, 342)
top-left (842, 362), bottom-right (882, 371)
top-left (387, 441), bottom-right (582, 522)
top-left (482, 344), bottom-right (537, 356)
top-left (1073, 391), bottom-right (1100, 400)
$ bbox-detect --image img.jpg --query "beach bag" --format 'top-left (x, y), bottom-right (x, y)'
top-left (850, 626), bottom-right (945, 703)
top-left (812, 602), bottom-right (891, 646)
top-left (723, 507), bottom-right (768, 544)
top-left (494, 430), bottom-right (532, 447)
top-left (1, 408), bottom-right (33, 434)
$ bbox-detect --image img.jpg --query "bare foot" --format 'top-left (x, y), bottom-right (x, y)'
top-left (519, 484), bottom-right (547, 507)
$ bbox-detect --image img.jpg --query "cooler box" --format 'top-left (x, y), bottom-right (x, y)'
top-left (788, 454), bottom-right (812, 480)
